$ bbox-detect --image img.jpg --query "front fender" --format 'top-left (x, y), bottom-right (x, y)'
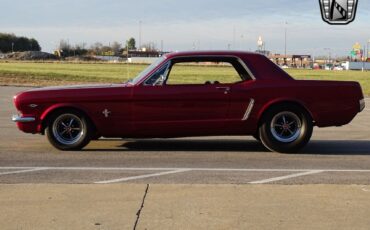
top-left (38, 103), bottom-right (95, 132)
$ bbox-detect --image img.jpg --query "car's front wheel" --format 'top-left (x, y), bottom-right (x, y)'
top-left (258, 105), bottom-right (313, 153)
top-left (45, 110), bottom-right (92, 150)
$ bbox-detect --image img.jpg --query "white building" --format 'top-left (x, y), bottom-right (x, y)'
top-left (342, 61), bottom-right (370, 71)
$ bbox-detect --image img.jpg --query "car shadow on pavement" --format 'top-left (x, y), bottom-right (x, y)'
top-left (85, 139), bottom-right (370, 155)
top-left (302, 140), bottom-right (370, 155)
top-left (120, 139), bottom-right (268, 152)
top-left (86, 139), bottom-right (267, 152)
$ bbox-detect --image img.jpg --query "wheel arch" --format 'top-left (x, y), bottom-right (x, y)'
top-left (256, 99), bottom-right (315, 127)
top-left (40, 104), bottom-right (97, 133)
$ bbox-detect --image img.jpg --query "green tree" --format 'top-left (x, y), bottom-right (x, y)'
top-left (0, 33), bottom-right (41, 53)
top-left (126, 37), bottom-right (136, 50)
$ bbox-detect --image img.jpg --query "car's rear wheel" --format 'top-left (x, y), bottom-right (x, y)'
top-left (46, 110), bottom-right (92, 150)
top-left (259, 105), bottom-right (313, 153)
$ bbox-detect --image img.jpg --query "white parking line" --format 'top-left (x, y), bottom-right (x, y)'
top-left (1, 166), bottom-right (370, 172)
top-left (0, 167), bottom-right (369, 183)
top-left (95, 169), bottom-right (191, 184)
top-left (0, 168), bottom-right (48, 176)
top-left (249, 170), bottom-right (324, 184)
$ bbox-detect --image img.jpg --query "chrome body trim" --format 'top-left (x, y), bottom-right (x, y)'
top-left (12, 115), bottom-right (36, 123)
top-left (236, 57), bottom-right (256, 80)
top-left (29, 104), bottom-right (38, 108)
top-left (143, 61), bottom-right (171, 86)
top-left (139, 55), bottom-right (256, 85)
top-left (242, 99), bottom-right (255, 121)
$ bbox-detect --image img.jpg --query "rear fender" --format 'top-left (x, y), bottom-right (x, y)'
top-left (257, 98), bottom-right (316, 123)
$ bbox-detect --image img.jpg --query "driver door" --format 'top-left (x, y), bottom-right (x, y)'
top-left (132, 57), bottom-right (244, 137)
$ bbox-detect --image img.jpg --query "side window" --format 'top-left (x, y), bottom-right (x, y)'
top-left (144, 62), bottom-right (170, 86)
top-left (166, 61), bottom-right (243, 85)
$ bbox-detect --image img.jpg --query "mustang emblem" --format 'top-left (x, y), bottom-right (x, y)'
top-left (102, 109), bottom-right (111, 118)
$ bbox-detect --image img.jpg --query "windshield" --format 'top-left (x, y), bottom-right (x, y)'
top-left (129, 56), bottom-right (166, 85)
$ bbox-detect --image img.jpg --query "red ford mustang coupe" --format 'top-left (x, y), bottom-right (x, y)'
top-left (12, 51), bottom-right (365, 152)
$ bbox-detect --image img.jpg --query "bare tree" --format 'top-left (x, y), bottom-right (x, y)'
top-left (58, 39), bottom-right (71, 51)
top-left (90, 42), bottom-right (103, 55)
top-left (111, 41), bottom-right (122, 55)
top-left (141, 42), bottom-right (157, 52)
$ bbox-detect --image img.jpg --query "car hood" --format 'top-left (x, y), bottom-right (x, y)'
top-left (14, 82), bottom-right (133, 112)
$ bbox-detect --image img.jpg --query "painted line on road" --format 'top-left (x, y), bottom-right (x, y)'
top-left (0, 168), bottom-right (48, 176)
top-left (95, 169), bottom-right (191, 184)
top-left (249, 170), bottom-right (324, 184)
top-left (1, 167), bottom-right (370, 172)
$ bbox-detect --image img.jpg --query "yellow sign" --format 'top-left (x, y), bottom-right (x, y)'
top-left (352, 42), bottom-right (362, 51)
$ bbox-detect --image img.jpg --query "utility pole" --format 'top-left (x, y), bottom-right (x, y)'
top-left (233, 26), bottom-right (236, 50)
top-left (284, 21), bottom-right (288, 57)
top-left (126, 40), bottom-right (130, 78)
top-left (139, 20), bottom-right (142, 51)
top-left (363, 45), bottom-right (366, 72)
top-left (240, 34), bottom-right (245, 50)
top-left (367, 39), bottom-right (370, 61)
top-left (11, 42), bottom-right (14, 53)
top-left (324, 48), bottom-right (331, 67)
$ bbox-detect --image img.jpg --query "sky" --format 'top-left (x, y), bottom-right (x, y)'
top-left (1, 0), bottom-right (370, 56)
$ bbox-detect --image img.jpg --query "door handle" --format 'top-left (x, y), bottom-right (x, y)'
top-left (216, 87), bottom-right (230, 94)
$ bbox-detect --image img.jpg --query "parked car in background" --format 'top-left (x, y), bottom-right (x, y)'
top-left (333, 65), bottom-right (344, 71)
top-left (324, 64), bottom-right (334, 70)
top-left (12, 51), bottom-right (365, 153)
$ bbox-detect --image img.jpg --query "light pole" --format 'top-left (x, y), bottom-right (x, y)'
top-left (139, 20), bottom-right (142, 51)
top-left (240, 34), bottom-right (244, 51)
top-left (367, 39), bottom-right (370, 61)
top-left (324, 48), bottom-right (331, 66)
top-left (233, 26), bottom-right (236, 50)
top-left (284, 21), bottom-right (288, 57)
top-left (11, 42), bottom-right (14, 53)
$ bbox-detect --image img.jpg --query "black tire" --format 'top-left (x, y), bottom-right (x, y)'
top-left (258, 104), bottom-right (313, 153)
top-left (45, 110), bottom-right (92, 151)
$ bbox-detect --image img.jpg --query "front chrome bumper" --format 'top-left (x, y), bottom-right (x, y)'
top-left (12, 115), bottom-right (35, 123)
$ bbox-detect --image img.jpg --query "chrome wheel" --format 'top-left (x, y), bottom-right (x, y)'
top-left (270, 111), bottom-right (302, 143)
top-left (52, 114), bottom-right (84, 145)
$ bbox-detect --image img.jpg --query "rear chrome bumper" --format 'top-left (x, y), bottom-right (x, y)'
top-left (12, 115), bottom-right (35, 123)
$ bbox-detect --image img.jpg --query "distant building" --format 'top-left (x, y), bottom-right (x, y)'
top-left (342, 61), bottom-right (370, 71)
top-left (255, 50), bottom-right (271, 56)
top-left (122, 49), bottom-right (169, 63)
top-left (123, 50), bottom-right (168, 58)
top-left (127, 57), bottom-right (159, 64)
top-left (269, 54), bottom-right (312, 68)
